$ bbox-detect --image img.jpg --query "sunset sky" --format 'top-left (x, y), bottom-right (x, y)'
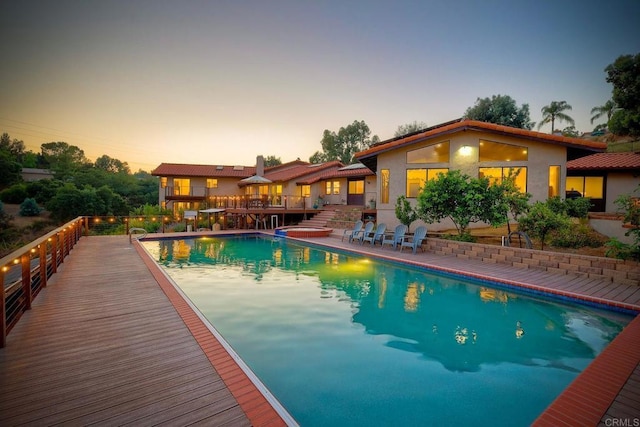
top-left (1, 1), bottom-right (639, 172)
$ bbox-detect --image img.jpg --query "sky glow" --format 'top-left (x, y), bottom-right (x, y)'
top-left (1, 1), bottom-right (639, 172)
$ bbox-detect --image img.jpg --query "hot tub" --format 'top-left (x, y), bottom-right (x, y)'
top-left (274, 226), bottom-right (333, 238)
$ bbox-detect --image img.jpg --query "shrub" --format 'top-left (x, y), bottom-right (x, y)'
top-left (518, 202), bottom-right (571, 250)
top-left (0, 200), bottom-right (12, 228)
top-left (551, 221), bottom-right (606, 248)
top-left (565, 197), bottom-right (591, 219)
top-left (0, 183), bottom-right (28, 204)
top-left (395, 195), bottom-right (418, 232)
top-left (19, 198), bottom-right (42, 217)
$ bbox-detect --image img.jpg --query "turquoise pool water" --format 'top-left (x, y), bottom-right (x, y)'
top-left (142, 236), bottom-right (632, 427)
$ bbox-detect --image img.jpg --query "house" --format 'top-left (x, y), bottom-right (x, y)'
top-left (151, 156), bottom-right (376, 217)
top-left (566, 152), bottom-right (640, 212)
top-left (20, 168), bottom-right (54, 182)
top-left (355, 119), bottom-right (607, 231)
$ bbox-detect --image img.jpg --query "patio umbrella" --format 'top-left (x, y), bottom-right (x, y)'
top-left (239, 175), bottom-right (272, 185)
top-left (199, 208), bottom-right (226, 228)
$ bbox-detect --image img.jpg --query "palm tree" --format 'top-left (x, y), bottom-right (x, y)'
top-left (590, 99), bottom-right (617, 124)
top-left (537, 101), bottom-right (575, 133)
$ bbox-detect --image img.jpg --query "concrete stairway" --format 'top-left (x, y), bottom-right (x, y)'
top-left (298, 209), bottom-right (337, 227)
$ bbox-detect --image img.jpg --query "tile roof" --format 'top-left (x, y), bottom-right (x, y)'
top-left (566, 152), bottom-right (640, 170)
top-left (264, 160), bottom-right (343, 183)
top-left (356, 119), bottom-right (607, 161)
top-left (151, 163), bottom-right (256, 178)
top-left (297, 164), bottom-right (375, 184)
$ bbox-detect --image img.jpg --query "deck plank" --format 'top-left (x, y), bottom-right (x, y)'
top-left (0, 236), bottom-right (254, 427)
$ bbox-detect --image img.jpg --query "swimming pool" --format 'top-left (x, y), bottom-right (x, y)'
top-left (142, 235), bottom-right (632, 426)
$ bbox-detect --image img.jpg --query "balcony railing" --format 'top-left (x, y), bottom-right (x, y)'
top-left (1, 217), bottom-right (84, 347)
top-left (163, 188), bottom-right (310, 210)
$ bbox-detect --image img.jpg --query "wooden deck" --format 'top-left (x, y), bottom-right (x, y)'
top-left (0, 235), bottom-right (289, 427)
top-left (1, 231), bottom-right (639, 426)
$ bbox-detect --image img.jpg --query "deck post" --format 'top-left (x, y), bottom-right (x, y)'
top-left (21, 253), bottom-right (32, 310)
top-left (50, 235), bottom-right (58, 273)
top-left (84, 217), bottom-right (89, 236)
top-left (1, 268), bottom-right (6, 348)
top-left (39, 243), bottom-right (47, 288)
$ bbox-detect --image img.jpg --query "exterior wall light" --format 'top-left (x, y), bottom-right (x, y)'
top-left (460, 145), bottom-right (472, 155)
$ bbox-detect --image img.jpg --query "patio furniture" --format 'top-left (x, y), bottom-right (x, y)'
top-left (361, 223), bottom-right (387, 246)
top-left (399, 225), bottom-right (427, 254)
top-left (342, 220), bottom-right (364, 242)
top-left (381, 224), bottom-right (408, 249)
top-left (352, 221), bottom-right (374, 244)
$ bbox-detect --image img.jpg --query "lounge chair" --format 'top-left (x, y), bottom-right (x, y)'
top-left (352, 221), bottom-right (374, 244)
top-left (361, 223), bottom-right (387, 246)
top-left (400, 225), bottom-right (427, 254)
top-left (381, 224), bottom-right (408, 249)
top-left (342, 220), bottom-right (363, 242)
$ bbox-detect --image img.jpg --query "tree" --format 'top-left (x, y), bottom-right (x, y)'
top-left (263, 155), bottom-right (282, 167)
top-left (464, 95), bottom-right (534, 129)
top-left (415, 170), bottom-right (507, 238)
top-left (590, 99), bottom-right (617, 124)
top-left (41, 142), bottom-right (89, 180)
top-left (94, 154), bottom-right (131, 174)
top-left (394, 195), bottom-right (418, 232)
top-left (518, 201), bottom-right (570, 250)
top-left (561, 126), bottom-right (579, 137)
top-left (315, 120), bottom-right (378, 164)
top-left (496, 170), bottom-right (531, 234)
top-left (538, 101), bottom-right (575, 133)
top-left (394, 121), bottom-right (428, 137)
top-left (606, 53), bottom-right (640, 136)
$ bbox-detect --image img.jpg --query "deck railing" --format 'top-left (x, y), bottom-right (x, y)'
top-left (0, 217), bottom-right (85, 347)
top-left (163, 190), bottom-right (310, 210)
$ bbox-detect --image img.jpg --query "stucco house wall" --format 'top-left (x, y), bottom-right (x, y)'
top-left (374, 130), bottom-right (568, 232)
top-left (605, 172), bottom-right (640, 212)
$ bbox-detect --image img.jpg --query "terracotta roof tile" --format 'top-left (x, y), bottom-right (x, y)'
top-left (297, 164), bottom-right (375, 184)
top-left (356, 119), bottom-right (607, 160)
top-left (566, 152), bottom-right (640, 170)
top-left (151, 163), bottom-right (256, 178)
top-left (264, 161), bottom-right (343, 182)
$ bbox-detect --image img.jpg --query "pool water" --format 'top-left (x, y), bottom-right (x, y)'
top-left (142, 236), bottom-right (632, 427)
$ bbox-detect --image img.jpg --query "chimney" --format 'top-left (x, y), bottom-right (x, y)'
top-left (256, 155), bottom-right (264, 176)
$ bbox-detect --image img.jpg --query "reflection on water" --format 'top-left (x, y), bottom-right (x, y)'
top-left (144, 236), bottom-right (632, 426)
top-left (151, 236), bottom-right (629, 374)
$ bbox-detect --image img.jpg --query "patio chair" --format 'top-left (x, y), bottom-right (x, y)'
top-left (399, 225), bottom-right (427, 254)
top-left (381, 224), bottom-right (408, 250)
top-left (342, 220), bottom-right (363, 242)
top-left (352, 221), bottom-right (374, 244)
top-left (361, 223), bottom-right (387, 246)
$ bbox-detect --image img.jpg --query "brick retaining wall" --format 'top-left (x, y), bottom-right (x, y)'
top-left (424, 238), bottom-right (640, 286)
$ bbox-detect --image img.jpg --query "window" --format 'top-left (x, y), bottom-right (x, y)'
top-left (407, 141), bottom-right (450, 163)
top-left (160, 177), bottom-right (167, 188)
top-left (300, 185), bottom-right (310, 197)
top-left (548, 166), bottom-right (560, 198)
top-left (479, 140), bottom-right (528, 162)
top-left (325, 180), bottom-right (340, 195)
top-left (259, 185), bottom-right (269, 196)
top-left (406, 168), bottom-right (448, 197)
top-left (479, 167), bottom-right (527, 192)
top-left (173, 178), bottom-right (190, 195)
top-left (206, 178), bottom-right (218, 188)
top-left (565, 176), bottom-right (604, 199)
top-left (380, 169), bottom-right (389, 204)
top-left (348, 180), bottom-right (364, 194)
top-left (270, 184), bottom-right (282, 196)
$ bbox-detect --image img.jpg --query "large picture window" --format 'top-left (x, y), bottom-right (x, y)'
top-left (407, 141), bottom-right (450, 163)
top-left (348, 180), bottom-right (364, 194)
top-left (566, 176), bottom-right (604, 198)
top-left (173, 178), bottom-right (190, 195)
top-left (548, 166), bottom-right (560, 198)
top-left (406, 168), bottom-right (448, 197)
top-left (479, 167), bottom-right (527, 192)
top-left (479, 140), bottom-right (528, 162)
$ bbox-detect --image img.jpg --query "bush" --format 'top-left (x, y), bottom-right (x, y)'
top-left (19, 198), bottom-right (42, 217)
top-left (0, 183), bottom-right (28, 204)
top-left (565, 197), bottom-right (591, 219)
top-left (395, 195), bottom-right (418, 232)
top-left (550, 221), bottom-right (606, 248)
top-left (0, 200), bottom-right (12, 228)
top-left (518, 201), bottom-right (571, 250)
